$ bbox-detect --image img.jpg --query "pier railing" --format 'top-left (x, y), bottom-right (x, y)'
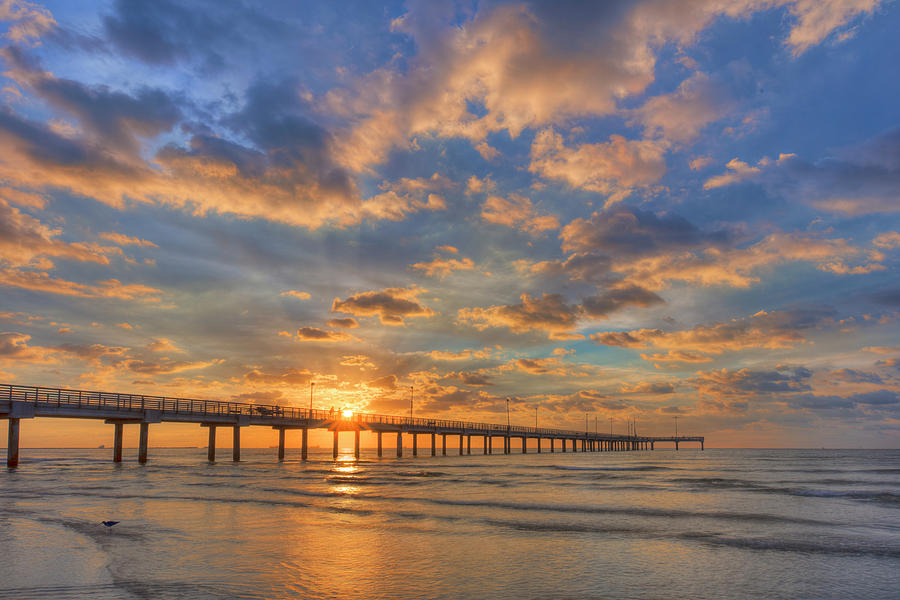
top-left (3, 383), bottom-right (643, 439)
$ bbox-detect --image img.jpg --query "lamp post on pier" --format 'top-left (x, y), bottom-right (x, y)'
top-left (309, 381), bottom-right (314, 412)
top-left (409, 386), bottom-right (414, 419)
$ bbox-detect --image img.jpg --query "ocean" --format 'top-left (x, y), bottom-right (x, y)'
top-left (1, 448), bottom-right (898, 599)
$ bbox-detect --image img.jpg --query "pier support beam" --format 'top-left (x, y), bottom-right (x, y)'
top-left (537, 437), bottom-right (541, 454)
top-left (483, 435), bottom-right (488, 455)
top-left (413, 433), bottom-right (418, 457)
top-left (467, 435), bottom-right (471, 455)
top-left (333, 430), bottom-right (339, 459)
top-left (113, 423), bottom-right (123, 463)
top-left (207, 425), bottom-right (216, 461)
top-left (138, 422), bottom-right (149, 464)
top-left (522, 437), bottom-right (527, 453)
top-left (377, 431), bottom-right (382, 457)
top-left (301, 428), bottom-right (308, 460)
top-left (488, 436), bottom-right (492, 454)
top-left (396, 432), bottom-right (403, 457)
top-left (442, 433), bottom-right (446, 456)
top-left (459, 434), bottom-right (464, 456)
top-left (354, 430), bottom-right (360, 459)
top-left (504, 435), bottom-right (510, 454)
top-left (232, 425), bottom-right (241, 462)
top-left (675, 440), bottom-right (679, 451)
top-left (6, 418), bottom-right (20, 468)
top-left (277, 428), bottom-right (286, 461)
top-left (431, 433), bottom-right (436, 457)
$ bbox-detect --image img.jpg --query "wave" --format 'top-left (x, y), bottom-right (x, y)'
top-left (552, 465), bottom-right (671, 472)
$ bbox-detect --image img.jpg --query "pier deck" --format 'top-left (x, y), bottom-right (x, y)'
top-left (1, 383), bottom-right (703, 467)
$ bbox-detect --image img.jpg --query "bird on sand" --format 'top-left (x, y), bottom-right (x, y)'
top-left (101, 520), bottom-right (120, 528)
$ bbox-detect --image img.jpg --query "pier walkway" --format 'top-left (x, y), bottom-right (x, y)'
top-left (1, 383), bottom-right (703, 467)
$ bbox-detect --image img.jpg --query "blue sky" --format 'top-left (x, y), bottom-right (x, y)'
top-left (1, 0), bottom-right (899, 447)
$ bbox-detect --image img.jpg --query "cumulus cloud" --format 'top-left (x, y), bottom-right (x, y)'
top-left (410, 255), bottom-right (475, 279)
top-left (0, 0), bottom-right (56, 44)
top-left (480, 193), bottom-right (559, 234)
top-left (458, 293), bottom-right (580, 338)
top-left (529, 129), bottom-right (667, 204)
top-left (327, 317), bottom-right (359, 329)
top-left (294, 327), bottom-right (352, 342)
top-left (629, 71), bottom-right (734, 143)
top-left (329, 0), bottom-right (869, 171)
top-left (581, 285), bottom-right (664, 319)
top-left (332, 287), bottom-right (434, 326)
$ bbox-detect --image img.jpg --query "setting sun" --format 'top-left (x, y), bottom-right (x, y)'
top-left (342, 409), bottom-right (354, 418)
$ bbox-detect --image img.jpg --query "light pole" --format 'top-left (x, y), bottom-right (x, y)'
top-left (409, 386), bottom-right (414, 419)
top-left (585, 413), bottom-right (588, 434)
top-left (506, 397), bottom-right (510, 430)
top-left (674, 416), bottom-right (678, 438)
top-left (309, 381), bottom-right (315, 412)
top-left (535, 406), bottom-right (538, 428)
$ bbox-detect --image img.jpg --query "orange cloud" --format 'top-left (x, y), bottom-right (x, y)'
top-left (332, 287), bottom-right (434, 326)
top-left (458, 293), bottom-right (579, 337)
top-left (529, 129), bottom-right (667, 205)
top-left (480, 193), bottom-right (559, 234)
top-left (98, 232), bottom-right (158, 248)
top-left (294, 327), bottom-right (352, 342)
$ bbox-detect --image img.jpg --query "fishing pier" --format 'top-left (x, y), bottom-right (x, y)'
top-left (2, 383), bottom-right (703, 467)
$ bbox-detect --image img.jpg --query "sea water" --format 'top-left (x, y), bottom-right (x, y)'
top-left (1, 448), bottom-right (898, 599)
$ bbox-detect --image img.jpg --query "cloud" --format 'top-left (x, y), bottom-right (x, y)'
top-left (340, 354), bottom-right (373, 369)
top-left (873, 231), bottom-right (900, 249)
top-left (0, 331), bottom-right (50, 361)
top-left (0, 0), bottom-right (56, 44)
top-left (827, 368), bottom-right (883, 384)
top-left (243, 366), bottom-right (313, 386)
top-left (703, 127), bottom-right (900, 214)
top-left (410, 255), bottom-right (475, 279)
top-left (146, 338), bottom-right (183, 353)
top-left (367, 374), bottom-right (398, 390)
top-left (690, 365), bottom-right (813, 396)
top-left (628, 72), bottom-right (734, 143)
top-left (0, 269), bottom-right (162, 301)
top-left (592, 307), bottom-right (835, 359)
top-left (280, 290), bottom-right (311, 300)
top-left (784, 0), bottom-right (882, 56)
top-left (332, 287), bottom-right (434, 326)
top-left (232, 390), bottom-right (285, 404)
top-left (329, 0), bottom-right (866, 171)
top-left (458, 293), bottom-right (579, 337)
top-left (560, 206), bottom-right (728, 257)
top-left (327, 317), bottom-right (359, 329)
top-left (294, 327), bottom-right (352, 342)
top-left (455, 371), bottom-right (493, 386)
top-left (425, 347), bottom-right (497, 361)
top-left (529, 129), bottom-right (667, 204)
top-left (98, 232), bottom-right (158, 248)
top-left (560, 207), bottom-right (875, 290)
top-left (581, 285), bottom-right (664, 319)
top-left (0, 199), bottom-right (121, 268)
top-left (620, 381), bottom-right (676, 394)
top-left (480, 193), bottom-right (559, 234)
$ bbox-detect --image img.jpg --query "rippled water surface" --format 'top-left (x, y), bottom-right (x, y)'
top-left (2, 448), bottom-right (898, 599)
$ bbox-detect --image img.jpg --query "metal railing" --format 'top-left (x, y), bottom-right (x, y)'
top-left (1, 383), bottom-right (649, 439)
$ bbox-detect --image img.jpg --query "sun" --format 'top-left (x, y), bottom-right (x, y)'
top-left (342, 408), bottom-right (354, 418)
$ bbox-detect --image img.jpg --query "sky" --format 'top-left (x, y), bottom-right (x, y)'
top-left (1, 0), bottom-right (899, 449)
